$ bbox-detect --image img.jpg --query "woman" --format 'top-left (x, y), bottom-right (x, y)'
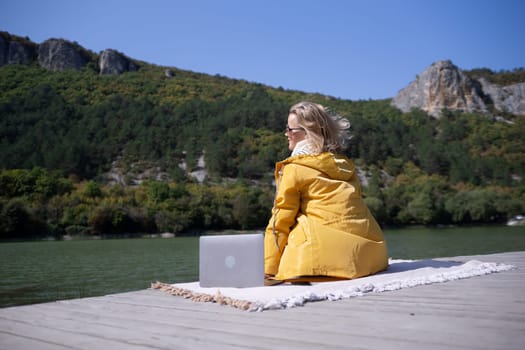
top-left (264, 101), bottom-right (388, 283)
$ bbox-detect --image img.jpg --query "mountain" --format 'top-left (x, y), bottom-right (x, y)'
top-left (391, 60), bottom-right (525, 117)
top-left (3, 31), bottom-right (525, 117)
top-left (1, 31), bottom-right (524, 235)
top-left (1, 30), bottom-right (524, 185)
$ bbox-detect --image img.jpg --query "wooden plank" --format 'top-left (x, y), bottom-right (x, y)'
top-left (0, 251), bottom-right (524, 350)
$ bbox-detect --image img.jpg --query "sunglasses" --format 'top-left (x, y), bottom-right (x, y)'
top-left (285, 125), bottom-right (305, 133)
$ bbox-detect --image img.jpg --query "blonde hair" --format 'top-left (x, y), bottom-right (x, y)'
top-left (289, 101), bottom-right (351, 153)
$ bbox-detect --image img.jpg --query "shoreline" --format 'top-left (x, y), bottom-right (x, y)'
top-left (2, 222), bottom-right (524, 243)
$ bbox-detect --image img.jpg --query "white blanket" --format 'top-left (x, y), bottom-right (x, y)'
top-left (151, 259), bottom-right (514, 311)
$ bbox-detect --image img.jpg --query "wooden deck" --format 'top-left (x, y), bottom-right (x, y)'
top-left (1, 251), bottom-right (524, 350)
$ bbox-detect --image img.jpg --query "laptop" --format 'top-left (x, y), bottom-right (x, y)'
top-left (199, 233), bottom-right (265, 288)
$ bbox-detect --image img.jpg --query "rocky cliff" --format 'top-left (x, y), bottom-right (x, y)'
top-left (391, 60), bottom-right (525, 117)
top-left (0, 32), bottom-right (139, 75)
top-left (0, 34), bottom-right (37, 65)
top-left (478, 78), bottom-right (525, 116)
top-left (99, 49), bottom-right (139, 75)
top-left (37, 39), bottom-right (91, 71)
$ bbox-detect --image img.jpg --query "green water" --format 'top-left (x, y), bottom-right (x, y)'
top-left (1, 225), bottom-right (524, 308)
top-left (0, 237), bottom-right (198, 308)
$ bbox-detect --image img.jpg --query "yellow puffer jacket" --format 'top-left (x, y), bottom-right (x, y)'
top-left (264, 152), bottom-right (388, 281)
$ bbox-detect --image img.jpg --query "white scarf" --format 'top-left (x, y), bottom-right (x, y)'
top-left (291, 140), bottom-right (315, 156)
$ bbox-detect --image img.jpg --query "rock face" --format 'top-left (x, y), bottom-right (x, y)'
top-left (392, 60), bottom-right (525, 117)
top-left (38, 39), bottom-right (90, 71)
top-left (391, 60), bottom-right (488, 117)
top-left (478, 78), bottom-right (525, 116)
top-left (1, 32), bottom-right (142, 75)
top-left (0, 35), bottom-right (6, 65)
top-left (0, 34), bottom-right (37, 66)
top-left (7, 41), bottom-right (36, 64)
top-left (99, 49), bottom-right (138, 75)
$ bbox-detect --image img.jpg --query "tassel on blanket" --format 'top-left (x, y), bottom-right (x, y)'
top-left (150, 281), bottom-right (253, 311)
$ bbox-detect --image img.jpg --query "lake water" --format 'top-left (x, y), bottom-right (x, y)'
top-left (1, 225), bottom-right (524, 308)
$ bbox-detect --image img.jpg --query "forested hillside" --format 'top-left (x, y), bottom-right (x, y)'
top-left (1, 48), bottom-right (524, 239)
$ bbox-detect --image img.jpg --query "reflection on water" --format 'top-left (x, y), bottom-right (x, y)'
top-left (0, 225), bottom-right (524, 307)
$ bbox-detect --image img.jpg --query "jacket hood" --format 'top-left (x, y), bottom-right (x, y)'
top-left (278, 153), bottom-right (355, 181)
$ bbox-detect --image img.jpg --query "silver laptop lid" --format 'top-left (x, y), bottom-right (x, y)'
top-left (199, 233), bottom-right (264, 288)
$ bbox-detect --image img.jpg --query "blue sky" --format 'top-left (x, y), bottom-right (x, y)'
top-left (1, 0), bottom-right (524, 100)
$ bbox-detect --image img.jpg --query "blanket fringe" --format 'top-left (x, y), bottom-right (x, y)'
top-left (150, 281), bottom-right (253, 311)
